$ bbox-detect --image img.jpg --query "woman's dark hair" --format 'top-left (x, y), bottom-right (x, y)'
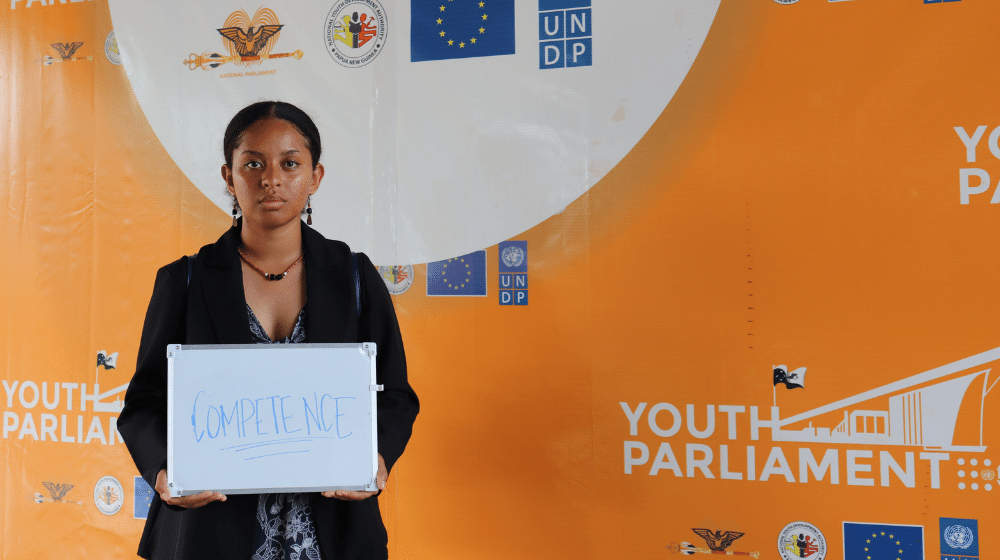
top-left (223, 101), bottom-right (322, 169)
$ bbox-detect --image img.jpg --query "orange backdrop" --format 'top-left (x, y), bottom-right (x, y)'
top-left (2, 1), bottom-right (997, 559)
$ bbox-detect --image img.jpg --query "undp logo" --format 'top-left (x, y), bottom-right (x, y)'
top-left (539, 0), bottom-right (591, 69)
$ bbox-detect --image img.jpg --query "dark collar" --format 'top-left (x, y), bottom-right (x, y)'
top-left (198, 220), bottom-right (352, 344)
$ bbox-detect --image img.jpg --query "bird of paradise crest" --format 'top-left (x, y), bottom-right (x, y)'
top-left (184, 7), bottom-right (303, 71)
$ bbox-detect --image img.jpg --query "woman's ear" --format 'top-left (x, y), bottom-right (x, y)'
top-left (222, 164), bottom-right (234, 194)
top-left (310, 163), bottom-right (325, 195)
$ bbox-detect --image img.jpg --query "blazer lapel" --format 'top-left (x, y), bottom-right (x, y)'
top-left (200, 226), bottom-right (253, 344)
top-left (303, 223), bottom-right (352, 343)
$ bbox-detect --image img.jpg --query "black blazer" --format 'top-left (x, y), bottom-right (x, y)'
top-left (118, 222), bottom-right (419, 560)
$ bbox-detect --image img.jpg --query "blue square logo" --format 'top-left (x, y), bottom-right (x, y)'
top-left (537, 1), bottom-right (591, 69)
top-left (498, 241), bottom-right (527, 273)
top-left (539, 11), bottom-right (564, 40)
top-left (411, 0), bottom-right (516, 62)
top-left (499, 290), bottom-right (513, 305)
top-left (540, 40), bottom-right (564, 68)
top-left (566, 38), bottom-right (591, 67)
top-left (513, 290), bottom-right (528, 305)
top-left (427, 251), bottom-right (487, 296)
top-left (940, 518), bottom-right (978, 559)
top-left (565, 8), bottom-right (590, 37)
top-left (844, 522), bottom-right (923, 560)
top-left (133, 476), bottom-right (155, 519)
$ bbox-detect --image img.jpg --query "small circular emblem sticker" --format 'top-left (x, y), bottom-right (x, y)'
top-left (93, 475), bottom-right (124, 515)
top-left (324, 0), bottom-right (387, 68)
top-left (378, 264), bottom-right (414, 295)
top-left (778, 521), bottom-right (826, 560)
top-left (104, 31), bottom-right (122, 65)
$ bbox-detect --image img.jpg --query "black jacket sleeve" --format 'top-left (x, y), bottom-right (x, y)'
top-left (118, 257), bottom-right (188, 490)
top-left (356, 253), bottom-right (419, 473)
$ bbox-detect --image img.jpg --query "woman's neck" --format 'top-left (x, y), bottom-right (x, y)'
top-left (239, 220), bottom-right (304, 266)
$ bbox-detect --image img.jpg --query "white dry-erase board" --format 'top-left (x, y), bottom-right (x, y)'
top-left (166, 343), bottom-right (381, 497)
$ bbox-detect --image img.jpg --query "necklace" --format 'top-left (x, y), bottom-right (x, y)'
top-left (238, 247), bottom-right (303, 281)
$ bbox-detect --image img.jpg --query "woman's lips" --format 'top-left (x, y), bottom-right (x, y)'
top-left (259, 197), bottom-right (284, 210)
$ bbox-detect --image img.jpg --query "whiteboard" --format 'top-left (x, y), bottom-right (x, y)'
top-left (166, 343), bottom-right (380, 497)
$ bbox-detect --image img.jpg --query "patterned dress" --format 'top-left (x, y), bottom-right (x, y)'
top-left (247, 305), bottom-right (324, 560)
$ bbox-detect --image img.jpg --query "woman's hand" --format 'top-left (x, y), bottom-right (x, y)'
top-left (154, 468), bottom-right (226, 508)
top-left (323, 454), bottom-right (387, 500)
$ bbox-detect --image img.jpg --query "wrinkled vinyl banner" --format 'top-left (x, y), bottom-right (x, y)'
top-left (2, 0), bottom-right (999, 559)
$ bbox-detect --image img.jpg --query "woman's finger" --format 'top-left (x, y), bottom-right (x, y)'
top-left (163, 490), bottom-right (226, 509)
top-left (321, 489), bottom-right (376, 501)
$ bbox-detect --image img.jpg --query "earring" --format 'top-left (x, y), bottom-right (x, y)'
top-left (306, 196), bottom-right (313, 225)
top-left (232, 200), bottom-right (240, 228)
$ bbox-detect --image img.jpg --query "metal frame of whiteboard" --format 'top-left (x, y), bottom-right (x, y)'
top-left (166, 343), bottom-right (380, 497)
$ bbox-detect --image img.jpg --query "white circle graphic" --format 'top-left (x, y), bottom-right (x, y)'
top-left (378, 264), bottom-right (414, 295)
top-left (778, 521), bottom-right (826, 560)
top-left (93, 475), bottom-right (124, 515)
top-left (105, 31), bottom-right (123, 65)
top-left (108, 0), bottom-right (719, 264)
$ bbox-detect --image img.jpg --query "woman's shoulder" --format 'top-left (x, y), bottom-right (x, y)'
top-left (155, 254), bottom-right (192, 279)
top-left (302, 223), bottom-right (353, 263)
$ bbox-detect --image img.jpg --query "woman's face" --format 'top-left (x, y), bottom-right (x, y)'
top-left (223, 117), bottom-right (323, 231)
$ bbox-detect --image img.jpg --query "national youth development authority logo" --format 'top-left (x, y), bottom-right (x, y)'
top-left (378, 265), bottom-right (414, 295)
top-left (94, 475), bottom-right (124, 515)
top-left (940, 518), bottom-right (978, 560)
top-left (778, 522), bottom-right (826, 560)
top-left (104, 31), bottom-right (122, 65)
top-left (324, 0), bottom-right (387, 68)
top-left (183, 7), bottom-right (302, 73)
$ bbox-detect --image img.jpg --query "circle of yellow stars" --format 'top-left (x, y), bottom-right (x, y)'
top-left (436, 0), bottom-right (488, 48)
top-left (441, 257), bottom-right (473, 289)
top-left (863, 531), bottom-right (904, 560)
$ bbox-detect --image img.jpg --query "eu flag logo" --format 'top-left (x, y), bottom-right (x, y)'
top-left (427, 250), bottom-right (487, 295)
top-left (411, 0), bottom-right (515, 62)
top-left (844, 522), bottom-right (924, 560)
top-left (133, 476), bottom-right (155, 519)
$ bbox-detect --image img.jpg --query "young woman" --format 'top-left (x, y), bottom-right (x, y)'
top-left (118, 101), bottom-right (419, 560)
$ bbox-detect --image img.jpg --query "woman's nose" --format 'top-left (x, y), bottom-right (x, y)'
top-left (261, 164), bottom-right (279, 187)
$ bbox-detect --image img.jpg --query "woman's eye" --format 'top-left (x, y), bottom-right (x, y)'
top-left (245, 161), bottom-right (262, 169)
top-left (284, 160), bottom-right (299, 168)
